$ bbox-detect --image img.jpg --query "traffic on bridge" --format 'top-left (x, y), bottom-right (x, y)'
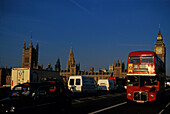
top-left (0, 50), bottom-right (169, 113)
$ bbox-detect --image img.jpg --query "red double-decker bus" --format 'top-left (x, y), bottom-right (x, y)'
top-left (126, 51), bottom-right (166, 103)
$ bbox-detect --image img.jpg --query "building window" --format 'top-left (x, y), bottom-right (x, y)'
top-left (25, 57), bottom-right (29, 63)
top-left (117, 70), bottom-right (119, 74)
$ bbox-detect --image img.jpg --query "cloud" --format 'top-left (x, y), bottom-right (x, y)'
top-left (69, 0), bottom-right (92, 14)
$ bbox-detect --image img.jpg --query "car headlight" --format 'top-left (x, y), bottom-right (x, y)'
top-left (11, 106), bottom-right (15, 110)
top-left (10, 106), bottom-right (15, 112)
top-left (1, 104), bottom-right (5, 107)
top-left (128, 93), bottom-right (131, 96)
top-left (151, 94), bottom-right (154, 97)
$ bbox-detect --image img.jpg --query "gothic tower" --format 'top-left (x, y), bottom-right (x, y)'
top-left (66, 44), bottom-right (76, 72)
top-left (55, 58), bottom-right (61, 72)
top-left (113, 59), bottom-right (125, 77)
top-left (154, 24), bottom-right (166, 74)
top-left (154, 25), bottom-right (166, 63)
top-left (22, 35), bottom-right (39, 69)
top-left (66, 44), bottom-right (80, 75)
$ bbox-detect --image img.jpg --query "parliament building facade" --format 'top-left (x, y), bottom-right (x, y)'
top-left (0, 25), bottom-right (166, 87)
top-left (59, 25), bottom-right (166, 83)
top-left (59, 45), bottom-right (126, 83)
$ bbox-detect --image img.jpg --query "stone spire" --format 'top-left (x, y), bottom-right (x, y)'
top-left (114, 59), bottom-right (116, 67)
top-left (29, 34), bottom-right (33, 47)
top-left (23, 40), bottom-right (26, 49)
top-left (36, 40), bottom-right (39, 52)
top-left (55, 58), bottom-right (61, 72)
top-left (157, 24), bottom-right (163, 41)
top-left (36, 41), bottom-right (38, 48)
top-left (69, 44), bottom-right (73, 58)
top-left (66, 44), bottom-right (76, 71)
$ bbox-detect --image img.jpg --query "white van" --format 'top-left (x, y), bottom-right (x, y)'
top-left (11, 68), bottom-right (61, 89)
top-left (97, 79), bottom-right (117, 92)
top-left (68, 76), bottom-right (96, 93)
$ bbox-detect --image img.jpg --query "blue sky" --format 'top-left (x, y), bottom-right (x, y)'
top-left (0, 0), bottom-right (170, 75)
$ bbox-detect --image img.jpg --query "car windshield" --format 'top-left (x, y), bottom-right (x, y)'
top-left (11, 85), bottom-right (31, 97)
top-left (127, 76), bottom-right (139, 86)
top-left (140, 76), bottom-right (157, 86)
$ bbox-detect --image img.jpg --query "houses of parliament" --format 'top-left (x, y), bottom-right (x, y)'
top-left (0, 25), bottom-right (166, 86)
top-left (21, 41), bottom-right (126, 82)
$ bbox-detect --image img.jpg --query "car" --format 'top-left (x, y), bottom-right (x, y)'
top-left (167, 82), bottom-right (170, 86)
top-left (68, 76), bottom-right (97, 94)
top-left (97, 79), bottom-right (117, 93)
top-left (0, 81), bottom-right (72, 113)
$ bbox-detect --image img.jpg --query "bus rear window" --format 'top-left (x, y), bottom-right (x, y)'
top-left (69, 79), bottom-right (74, 85)
top-left (142, 56), bottom-right (153, 63)
top-left (129, 57), bottom-right (140, 63)
top-left (76, 79), bottom-right (80, 85)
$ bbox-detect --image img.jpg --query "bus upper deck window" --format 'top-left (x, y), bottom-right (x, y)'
top-left (129, 57), bottom-right (140, 63)
top-left (142, 56), bottom-right (153, 63)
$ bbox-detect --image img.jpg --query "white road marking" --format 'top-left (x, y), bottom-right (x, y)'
top-left (74, 99), bottom-right (81, 102)
top-left (98, 96), bottom-right (107, 98)
top-left (72, 101), bottom-right (85, 104)
top-left (165, 102), bottom-right (170, 108)
top-left (158, 109), bottom-right (164, 114)
top-left (158, 102), bottom-right (170, 114)
top-left (36, 102), bottom-right (56, 107)
top-left (88, 102), bottom-right (127, 114)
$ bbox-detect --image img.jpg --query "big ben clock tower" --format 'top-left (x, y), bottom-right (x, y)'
top-left (154, 24), bottom-right (166, 65)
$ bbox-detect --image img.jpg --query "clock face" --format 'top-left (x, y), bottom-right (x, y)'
top-left (156, 47), bottom-right (162, 54)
